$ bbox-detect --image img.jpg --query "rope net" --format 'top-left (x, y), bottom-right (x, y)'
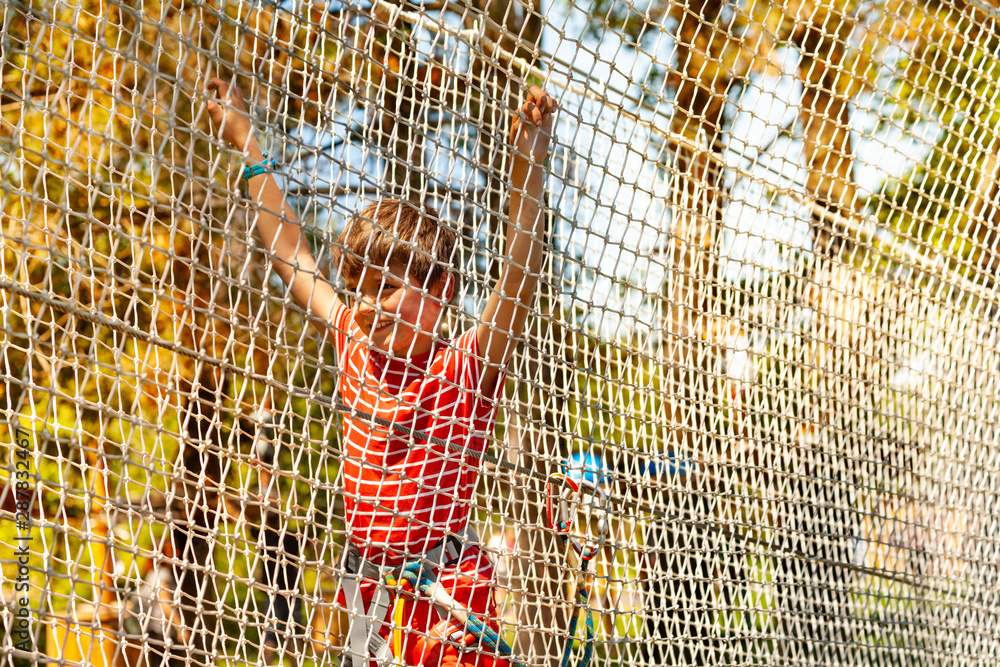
top-left (2, 0), bottom-right (1000, 665)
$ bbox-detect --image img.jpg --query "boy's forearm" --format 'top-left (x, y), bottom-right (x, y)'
top-left (242, 138), bottom-right (335, 321)
top-left (476, 87), bottom-right (554, 385)
top-left (242, 136), bottom-right (297, 250)
top-left (506, 162), bottom-right (547, 278)
top-left (208, 79), bottom-right (341, 327)
top-left (476, 159), bottom-right (545, 380)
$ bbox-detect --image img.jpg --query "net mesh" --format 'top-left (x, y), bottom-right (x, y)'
top-left (3, 0), bottom-right (1000, 665)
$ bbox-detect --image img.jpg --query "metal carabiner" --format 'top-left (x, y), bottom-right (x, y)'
top-left (546, 472), bottom-right (579, 536)
top-left (545, 473), bottom-right (608, 563)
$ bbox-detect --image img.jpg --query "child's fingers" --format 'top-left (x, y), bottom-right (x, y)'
top-left (533, 96), bottom-right (551, 119)
top-left (523, 86), bottom-right (556, 120)
top-left (527, 85), bottom-right (554, 111)
top-left (207, 80), bottom-right (223, 116)
top-left (207, 78), bottom-right (246, 109)
top-left (523, 102), bottom-right (542, 125)
top-left (208, 77), bottom-right (228, 96)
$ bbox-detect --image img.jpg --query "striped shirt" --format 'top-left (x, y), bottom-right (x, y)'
top-left (332, 304), bottom-right (502, 564)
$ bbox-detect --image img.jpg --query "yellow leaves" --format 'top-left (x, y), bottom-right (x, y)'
top-left (868, 0), bottom-right (933, 45)
top-left (751, 0), bottom-right (793, 41)
top-left (134, 289), bottom-right (195, 410)
top-left (148, 229), bottom-right (173, 274)
top-left (3, 2), bottom-right (143, 234)
top-left (672, 2), bottom-right (787, 95)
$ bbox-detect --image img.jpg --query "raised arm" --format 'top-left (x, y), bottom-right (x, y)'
top-left (206, 78), bottom-right (343, 330)
top-left (478, 86), bottom-right (557, 394)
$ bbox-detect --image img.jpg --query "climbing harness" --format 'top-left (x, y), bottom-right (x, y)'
top-left (384, 561), bottom-right (524, 667)
top-left (339, 524), bottom-right (525, 667)
top-left (338, 469), bottom-right (607, 667)
top-left (546, 472), bottom-right (608, 667)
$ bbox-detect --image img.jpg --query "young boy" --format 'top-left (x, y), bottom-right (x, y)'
top-left (207, 76), bottom-right (556, 667)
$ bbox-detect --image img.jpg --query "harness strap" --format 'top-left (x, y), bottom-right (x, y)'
top-left (369, 582), bottom-right (396, 665)
top-left (341, 570), bottom-right (370, 667)
top-left (340, 526), bottom-right (477, 667)
top-left (560, 587), bottom-right (595, 667)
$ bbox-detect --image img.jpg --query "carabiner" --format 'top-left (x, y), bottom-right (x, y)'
top-left (545, 473), bottom-right (608, 563)
top-left (546, 472), bottom-right (580, 535)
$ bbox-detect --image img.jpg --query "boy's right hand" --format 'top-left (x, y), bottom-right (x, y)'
top-left (207, 78), bottom-right (255, 151)
top-left (510, 85), bottom-right (557, 168)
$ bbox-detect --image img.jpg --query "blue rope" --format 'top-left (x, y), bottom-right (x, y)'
top-left (391, 562), bottom-right (527, 667)
top-left (560, 588), bottom-right (595, 667)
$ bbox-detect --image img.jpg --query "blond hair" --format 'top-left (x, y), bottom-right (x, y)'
top-left (334, 199), bottom-right (456, 287)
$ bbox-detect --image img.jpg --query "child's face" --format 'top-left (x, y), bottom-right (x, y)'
top-left (346, 262), bottom-right (451, 356)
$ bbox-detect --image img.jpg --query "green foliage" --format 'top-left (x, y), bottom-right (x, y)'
top-left (567, 342), bottom-right (668, 456)
top-left (873, 14), bottom-right (1000, 278)
top-left (584, 0), bottom-right (669, 47)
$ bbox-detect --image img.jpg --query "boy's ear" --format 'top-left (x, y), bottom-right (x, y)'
top-left (437, 273), bottom-right (455, 303)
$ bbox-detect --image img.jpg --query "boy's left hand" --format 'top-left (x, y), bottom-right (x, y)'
top-left (510, 86), bottom-right (557, 168)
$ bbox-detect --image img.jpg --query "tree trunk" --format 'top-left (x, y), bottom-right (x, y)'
top-left (169, 369), bottom-right (228, 667)
top-left (794, 11), bottom-right (860, 254)
top-left (365, 4), bottom-right (430, 201)
top-left (648, 3), bottom-right (737, 664)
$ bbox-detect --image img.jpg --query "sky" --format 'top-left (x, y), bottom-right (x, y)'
top-left (568, 8), bottom-right (941, 255)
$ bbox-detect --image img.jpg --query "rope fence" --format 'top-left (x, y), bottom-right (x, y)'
top-left (3, 0), bottom-right (1000, 666)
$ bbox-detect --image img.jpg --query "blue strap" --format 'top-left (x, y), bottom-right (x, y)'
top-left (560, 588), bottom-right (595, 667)
top-left (242, 152), bottom-right (276, 180)
top-left (582, 605), bottom-right (595, 667)
top-left (391, 563), bottom-right (526, 667)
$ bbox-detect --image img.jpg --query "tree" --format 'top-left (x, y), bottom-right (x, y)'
top-left (578, 0), bottom-right (762, 662)
top-left (1, 2), bottom-right (342, 663)
top-left (873, 1), bottom-right (1000, 280)
top-left (770, 0), bottom-right (869, 252)
top-left (576, 0), bottom-right (884, 663)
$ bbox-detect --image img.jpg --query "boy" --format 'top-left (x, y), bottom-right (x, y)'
top-left (207, 76), bottom-right (556, 667)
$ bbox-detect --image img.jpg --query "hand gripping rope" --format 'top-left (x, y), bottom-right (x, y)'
top-left (546, 473), bottom-right (608, 667)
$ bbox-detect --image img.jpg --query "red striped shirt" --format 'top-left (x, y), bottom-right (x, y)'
top-left (332, 304), bottom-right (502, 564)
